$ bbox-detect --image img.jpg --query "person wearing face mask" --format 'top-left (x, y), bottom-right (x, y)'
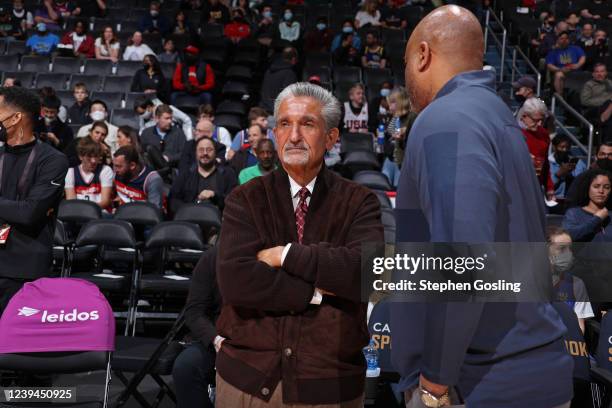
top-left (331, 19), bottom-right (361, 53)
top-left (304, 16), bottom-right (332, 53)
top-left (201, 0), bottom-right (230, 24)
top-left (511, 75), bottom-right (537, 108)
top-left (547, 226), bottom-right (594, 334)
top-left (134, 96), bottom-right (193, 141)
top-left (0, 86), bottom-right (68, 314)
top-left (549, 134), bottom-right (588, 203)
top-left (563, 168), bottom-right (612, 242)
top-left (11, 0), bottom-right (34, 31)
top-left (131, 54), bottom-right (168, 100)
top-left (25, 22), bottom-right (59, 56)
top-left (38, 95), bottom-right (73, 152)
top-left (254, 5), bottom-right (277, 47)
top-left (76, 100), bottom-right (118, 153)
top-left (139, 0), bottom-right (170, 36)
top-left (224, 8), bottom-right (251, 44)
top-left (59, 19), bottom-right (95, 58)
top-left (171, 45), bottom-right (215, 106)
top-left (278, 7), bottom-right (300, 44)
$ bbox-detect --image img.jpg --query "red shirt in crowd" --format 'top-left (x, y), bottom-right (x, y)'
top-left (521, 126), bottom-right (554, 194)
top-left (172, 62), bottom-right (215, 92)
top-left (60, 32), bottom-right (95, 58)
top-left (224, 22), bottom-right (251, 41)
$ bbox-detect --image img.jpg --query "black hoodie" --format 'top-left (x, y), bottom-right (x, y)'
top-left (260, 57), bottom-right (297, 113)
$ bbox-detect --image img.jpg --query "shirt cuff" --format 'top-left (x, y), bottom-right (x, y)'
top-left (310, 289), bottom-right (323, 305)
top-left (281, 243), bottom-right (291, 266)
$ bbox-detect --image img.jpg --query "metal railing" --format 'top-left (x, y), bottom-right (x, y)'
top-left (551, 93), bottom-right (595, 166)
top-left (510, 46), bottom-right (542, 97)
top-left (484, 8), bottom-right (507, 82)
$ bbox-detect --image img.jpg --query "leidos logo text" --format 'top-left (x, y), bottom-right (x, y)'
top-left (19, 307), bottom-right (99, 323)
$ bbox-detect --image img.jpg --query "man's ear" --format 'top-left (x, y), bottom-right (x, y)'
top-left (326, 128), bottom-right (339, 150)
top-left (417, 41), bottom-right (432, 73)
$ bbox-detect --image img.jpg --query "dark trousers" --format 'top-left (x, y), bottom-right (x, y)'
top-left (172, 342), bottom-right (216, 408)
top-left (0, 278), bottom-right (26, 316)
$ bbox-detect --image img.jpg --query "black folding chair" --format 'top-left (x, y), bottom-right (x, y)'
top-left (53, 219), bottom-right (73, 277)
top-left (353, 170), bottom-right (393, 191)
top-left (173, 203), bottom-right (221, 246)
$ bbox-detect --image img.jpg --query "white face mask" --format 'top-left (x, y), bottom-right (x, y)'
top-left (43, 116), bottom-right (54, 125)
top-left (140, 110), bottom-right (152, 121)
top-left (90, 111), bottom-right (105, 121)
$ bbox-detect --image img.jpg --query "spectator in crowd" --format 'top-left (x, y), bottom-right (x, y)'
top-left (116, 125), bottom-right (142, 153)
top-left (215, 82), bottom-right (383, 407)
top-left (342, 83), bottom-right (370, 133)
top-left (581, 63), bottom-right (612, 141)
top-left (26, 22), bottom-right (59, 56)
top-left (179, 118), bottom-right (228, 173)
top-left (158, 38), bottom-right (178, 63)
top-left (77, 100), bottom-right (118, 153)
top-left (2, 76), bottom-right (21, 87)
top-left (565, 12), bottom-right (581, 39)
top-left (202, 0), bottom-right (230, 24)
top-left (361, 31), bottom-right (387, 68)
top-left (260, 47), bottom-right (298, 113)
top-left (38, 86), bottom-right (67, 122)
top-left (566, 141), bottom-right (612, 204)
top-left (131, 54), bottom-right (167, 100)
top-left (577, 22), bottom-right (594, 52)
top-left (134, 96), bottom-right (193, 141)
top-left (331, 19), bottom-right (362, 53)
top-left (278, 7), bottom-right (300, 44)
top-left (171, 10), bottom-right (193, 36)
top-left (72, 0), bottom-right (106, 18)
top-left (171, 45), bottom-right (215, 106)
top-left (39, 95), bottom-right (73, 152)
top-left (64, 136), bottom-right (113, 211)
top-left (224, 7), bottom-right (251, 43)
top-left (304, 16), bottom-right (333, 53)
top-left (123, 31), bottom-right (155, 61)
top-left (369, 81), bottom-right (393, 127)
top-left (140, 1), bottom-right (171, 36)
top-left (34, 0), bottom-right (62, 31)
top-left (229, 124), bottom-right (264, 174)
top-left (585, 29), bottom-right (609, 71)
top-left (59, 19), bottom-right (94, 58)
top-left (197, 103), bottom-right (215, 121)
top-left (67, 82), bottom-right (91, 125)
top-left (333, 31), bottom-right (362, 67)
top-left (54, 0), bottom-right (76, 19)
top-left (238, 138), bottom-right (276, 184)
top-left (232, 0), bottom-right (254, 23)
top-left (579, 0), bottom-right (611, 21)
top-left (546, 31), bottom-right (586, 95)
top-left (547, 226), bottom-right (594, 333)
top-left (66, 120), bottom-right (110, 166)
top-left (355, 0), bottom-right (382, 28)
top-left (95, 26), bottom-right (119, 62)
top-left (381, 0), bottom-right (408, 29)
top-left (195, 105), bottom-right (232, 151)
top-left (170, 137), bottom-right (237, 213)
top-left (512, 75), bottom-right (537, 106)
top-left (563, 168), bottom-right (612, 242)
top-left (549, 134), bottom-right (588, 200)
top-left (113, 145), bottom-right (165, 209)
top-left (172, 248), bottom-right (220, 408)
top-left (140, 104), bottom-right (186, 169)
top-left (518, 97), bottom-right (555, 200)
top-left (254, 4), bottom-right (277, 47)
top-left (181, 0), bottom-right (203, 11)
top-left (0, 86), bottom-right (68, 313)
top-left (228, 107), bottom-right (274, 160)
top-left (11, 0), bottom-right (34, 31)
top-left (538, 21), bottom-right (569, 58)
top-left (0, 7), bottom-right (23, 39)
top-left (384, 86), bottom-right (416, 186)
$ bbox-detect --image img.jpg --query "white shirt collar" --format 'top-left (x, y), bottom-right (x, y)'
top-left (288, 174), bottom-right (316, 199)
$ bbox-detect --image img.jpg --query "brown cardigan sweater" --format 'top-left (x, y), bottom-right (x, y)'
top-left (215, 165), bottom-right (384, 404)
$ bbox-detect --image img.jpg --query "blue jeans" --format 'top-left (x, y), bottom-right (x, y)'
top-left (172, 342), bottom-right (216, 408)
top-left (382, 158), bottom-right (400, 188)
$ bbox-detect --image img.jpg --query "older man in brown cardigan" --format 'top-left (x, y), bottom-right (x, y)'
top-left (215, 82), bottom-right (384, 407)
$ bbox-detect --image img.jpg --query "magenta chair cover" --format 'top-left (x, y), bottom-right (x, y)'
top-left (0, 278), bottom-right (115, 353)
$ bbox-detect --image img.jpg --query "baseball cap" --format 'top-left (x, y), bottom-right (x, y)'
top-left (308, 75), bottom-right (321, 85)
top-left (512, 76), bottom-right (537, 90)
top-left (36, 22), bottom-right (47, 32)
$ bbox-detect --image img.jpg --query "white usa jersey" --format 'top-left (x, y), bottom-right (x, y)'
top-left (343, 102), bottom-right (369, 133)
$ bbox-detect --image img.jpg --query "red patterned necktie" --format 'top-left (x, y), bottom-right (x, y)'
top-left (295, 187), bottom-right (310, 244)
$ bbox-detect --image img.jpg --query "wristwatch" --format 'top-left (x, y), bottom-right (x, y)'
top-left (419, 386), bottom-right (450, 407)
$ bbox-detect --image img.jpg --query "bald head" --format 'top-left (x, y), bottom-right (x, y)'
top-left (404, 6), bottom-right (484, 112)
top-left (195, 118), bottom-right (215, 140)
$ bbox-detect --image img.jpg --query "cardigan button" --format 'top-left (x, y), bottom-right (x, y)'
top-left (261, 387), bottom-right (270, 396)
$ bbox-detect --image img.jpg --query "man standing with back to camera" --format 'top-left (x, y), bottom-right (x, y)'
top-left (392, 6), bottom-right (573, 408)
top-left (215, 82), bottom-right (383, 407)
top-left (0, 87), bottom-right (68, 313)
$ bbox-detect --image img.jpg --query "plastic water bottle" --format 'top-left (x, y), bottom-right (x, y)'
top-left (376, 124), bottom-right (385, 154)
top-left (363, 339), bottom-right (381, 377)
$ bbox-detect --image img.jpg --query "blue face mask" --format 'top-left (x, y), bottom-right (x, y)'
top-left (316, 23), bottom-right (326, 31)
top-left (284, 12), bottom-right (293, 21)
top-left (380, 88), bottom-right (391, 97)
top-left (342, 26), bottom-right (353, 33)
top-left (262, 10), bottom-right (272, 18)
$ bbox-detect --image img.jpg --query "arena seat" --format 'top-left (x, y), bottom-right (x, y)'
top-left (69, 74), bottom-right (102, 92)
top-left (84, 59), bottom-right (113, 76)
top-left (51, 56), bottom-right (82, 74)
top-left (102, 75), bottom-right (134, 93)
top-left (92, 91), bottom-right (124, 109)
top-left (353, 170), bottom-right (393, 192)
top-left (173, 203), bottom-right (221, 246)
top-left (20, 55), bottom-right (50, 72)
top-left (111, 108), bottom-right (140, 129)
top-left (0, 54), bottom-right (19, 72)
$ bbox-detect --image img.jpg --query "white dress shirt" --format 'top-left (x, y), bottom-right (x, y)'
top-left (282, 174), bottom-right (322, 305)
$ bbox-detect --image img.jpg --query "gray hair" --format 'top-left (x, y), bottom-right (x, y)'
top-left (273, 82), bottom-right (342, 131)
top-left (521, 97), bottom-right (548, 117)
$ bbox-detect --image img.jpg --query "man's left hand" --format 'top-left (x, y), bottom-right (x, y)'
top-left (420, 374), bottom-right (450, 406)
top-left (46, 132), bottom-right (60, 146)
top-left (257, 246), bottom-right (285, 268)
